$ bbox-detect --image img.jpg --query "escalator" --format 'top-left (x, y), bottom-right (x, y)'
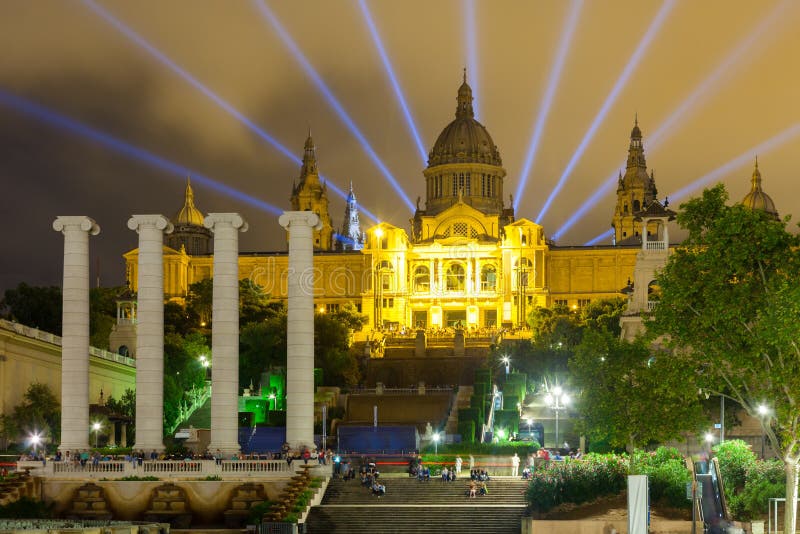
top-left (694, 457), bottom-right (733, 533)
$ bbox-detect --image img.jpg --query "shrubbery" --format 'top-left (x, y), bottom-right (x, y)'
top-left (526, 447), bottom-right (692, 513)
top-left (632, 448), bottom-right (691, 509)
top-left (526, 453), bottom-right (628, 513)
top-left (713, 440), bottom-right (785, 521)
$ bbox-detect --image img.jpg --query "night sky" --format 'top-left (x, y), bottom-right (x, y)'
top-left (1, 1), bottom-right (799, 294)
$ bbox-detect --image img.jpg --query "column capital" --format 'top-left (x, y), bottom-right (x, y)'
top-left (279, 211), bottom-right (322, 231)
top-left (52, 216), bottom-right (100, 236)
top-left (204, 213), bottom-right (249, 232)
top-left (127, 214), bottom-right (174, 234)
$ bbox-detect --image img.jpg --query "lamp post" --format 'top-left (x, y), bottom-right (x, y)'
top-left (30, 433), bottom-right (41, 457)
top-left (526, 417), bottom-right (533, 437)
top-left (92, 422), bottom-right (101, 449)
top-left (501, 356), bottom-right (510, 377)
top-left (704, 432), bottom-right (714, 454)
top-left (757, 404), bottom-right (769, 458)
top-left (372, 227), bottom-right (383, 330)
top-left (432, 432), bottom-right (440, 455)
top-left (544, 386), bottom-right (569, 448)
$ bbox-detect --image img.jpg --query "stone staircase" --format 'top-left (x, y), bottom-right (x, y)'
top-left (445, 385), bottom-right (473, 435)
top-left (304, 476), bottom-right (529, 533)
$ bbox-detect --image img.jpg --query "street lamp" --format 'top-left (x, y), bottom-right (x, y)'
top-left (526, 417), bottom-right (533, 437)
top-left (757, 404), bottom-right (770, 458)
top-left (544, 386), bottom-right (570, 448)
top-left (92, 422), bottom-right (102, 448)
top-left (501, 356), bottom-right (510, 377)
top-left (432, 432), bottom-right (440, 455)
top-left (30, 433), bottom-right (41, 457)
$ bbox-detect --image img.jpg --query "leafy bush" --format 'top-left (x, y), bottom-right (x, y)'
top-left (526, 454), bottom-right (628, 513)
top-left (494, 409), bottom-right (520, 435)
top-left (423, 442), bottom-right (538, 456)
top-left (728, 459), bottom-right (785, 521)
top-left (713, 439), bottom-right (756, 496)
top-left (120, 475), bottom-right (159, 481)
top-left (631, 447), bottom-right (691, 509)
top-left (0, 497), bottom-right (52, 518)
top-left (203, 475), bottom-right (222, 481)
top-left (248, 500), bottom-right (273, 524)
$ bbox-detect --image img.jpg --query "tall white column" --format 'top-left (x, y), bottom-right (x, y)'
top-left (204, 213), bottom-right (248, 456)
top-left (128, 215), bottom-right (173, 453)
top-left (53, 216), bottom-right (100, 452)
top-left (279, 211), bottom-right (322, 449)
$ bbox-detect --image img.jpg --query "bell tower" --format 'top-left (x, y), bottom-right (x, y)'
top-left (289, 133), bottom-right (334, 250)
top-left (612, 117), bottom-right (658, 244)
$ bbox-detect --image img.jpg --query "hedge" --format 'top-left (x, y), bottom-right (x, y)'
top-left (458, 420), bottom-right (476, 443)
top-left (494, 409), bottom-right (520, 435)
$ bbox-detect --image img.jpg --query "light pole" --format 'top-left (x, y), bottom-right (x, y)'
top-left (704, 432), bottom-right (714, 455)
top-left (501, 356), bottom-right (510, 377)
top-left (92, 422), bottom-right (102, 448)
top-left (758, 404), bottom-right (769, 458)
top-left (526, 417), bottom-right (533, 437)
top-left (544, 386), bottom-right (569, 448)
top-left (30, 433), bottom-right (41, 457)
top-left (432, 432), bottom-right (440, 455)
top-left (372, 227), bottom-right (383, 330)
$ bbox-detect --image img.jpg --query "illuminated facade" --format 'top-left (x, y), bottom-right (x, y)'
top-left (124, 77), bottom-right (701, 329)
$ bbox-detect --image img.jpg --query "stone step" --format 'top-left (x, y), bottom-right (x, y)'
top-left (321, 478), bottom-right (528, 505)
top-left (305, 505), bottom-right (524, 533)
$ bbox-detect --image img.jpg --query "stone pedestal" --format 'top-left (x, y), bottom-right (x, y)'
top-left (454, 329), bottom-right (465, 357)
top-left (128, 215), bottom-right (173, 453)
top-left (414, 329), bottom-right (427, 358)
top-left (53, 216), bottom-right (100, 452)
top-left (204, 213), bottom-right (248, 456)
top-left (279, 211), bottom-right (322, 449)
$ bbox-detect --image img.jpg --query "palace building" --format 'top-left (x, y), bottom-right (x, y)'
top-left (122, 76), bottom-right (777, 336)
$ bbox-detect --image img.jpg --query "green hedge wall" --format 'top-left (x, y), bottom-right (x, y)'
top-left (494, 409), bottom-right (519, 435)
top-left (457, 420), bottom-right (476, 443)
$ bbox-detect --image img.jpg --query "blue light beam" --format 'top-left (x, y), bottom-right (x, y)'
top-left (536, 0), bottom-right (676, 223)
top-left (581, 122), bottom-right (800, 245)
top-left (584, 229), bottom-right (614, 246)
top-left (253, 0), bottom-right (415, 212)
top-left (556, 1), bottom-right (790, 241)
top-left (513, 0), bottom-right (582, 212)
top-left (358, 0), bottom-right (427, 164)
top-left (80, 0), bottom-right (378, 224)
top-left (465, 0), bottom-right (479, 119)
top-left (0, 88), bottom-right (283, 215)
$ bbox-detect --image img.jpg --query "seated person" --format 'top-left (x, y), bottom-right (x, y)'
top-left (479, 482), bottom-right (488, 496)
top-left (441, 466), bottom-right (449, 481)
top-left (423, 466), bottom-right (431, 481)
top-left (468, 481), bottom-right (477, 498)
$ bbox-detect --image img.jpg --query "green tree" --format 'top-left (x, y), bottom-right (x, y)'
top-left (239, 307), bottom-right (288, 389)
top-left (570, 330), bottom-right (705, 452)
top-left (11, 383), bottom-right (61, 446)
top-left (186, 278), bottom-right (213, 327)
top-left (1, 283), bottom-right (62, 334)
top-left (315, 313), bottom-right (360, 387)
top-left (163, 332), bottom-right (209, 431)
top-left (649, 184), bottom-right (800, 533)
top-left (89, 286), bottom-right (121, 349)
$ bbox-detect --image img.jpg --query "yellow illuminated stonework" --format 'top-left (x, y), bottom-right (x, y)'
top-left (124, 78), bottom-right (660, 329)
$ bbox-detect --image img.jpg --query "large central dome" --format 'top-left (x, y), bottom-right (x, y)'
top-left (427, 76), bottom-right (502, 167)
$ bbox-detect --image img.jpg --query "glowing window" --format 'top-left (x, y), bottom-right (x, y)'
top-left (480, 265), bottom-right (497, 291)
top-left (413, 265), bottom-right (430, 292)
top-left (446, 263), bottom-right (466, 291)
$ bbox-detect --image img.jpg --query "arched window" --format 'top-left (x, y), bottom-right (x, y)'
top-left (480, 265), bottom-right (497, 291)
top-left (118, 345), bottom-right (129, 356)
top-left (633, 199), bottom-right (641, 212)
top-left (377, 260), bottom-right (393, 291)
top-left (446, 263), bottom-right (466, 292)
top-left (514, 258), bottom-right (533, 289)
top-left (413, 265), bottom-right (430, 293)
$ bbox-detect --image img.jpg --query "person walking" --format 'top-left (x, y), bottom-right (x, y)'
top-left (511, 452), bottom-right (520, 477)
top-left (455, 455), bottom-right (463, 475)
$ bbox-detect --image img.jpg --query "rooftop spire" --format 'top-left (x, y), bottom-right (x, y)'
top-left (300, 132), bottom-right (318, 181)
top-left (456, 68), bottom-right (474, 119)
top-left (750, 156), bottom-right (763, 192)
top-left (174, 176), bottom-right (205, 225)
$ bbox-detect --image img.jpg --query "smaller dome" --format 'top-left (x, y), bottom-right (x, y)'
top-left (174, 178), bottom-right (205, 226)
top-left (741, 158), bottom-right (778, 219)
